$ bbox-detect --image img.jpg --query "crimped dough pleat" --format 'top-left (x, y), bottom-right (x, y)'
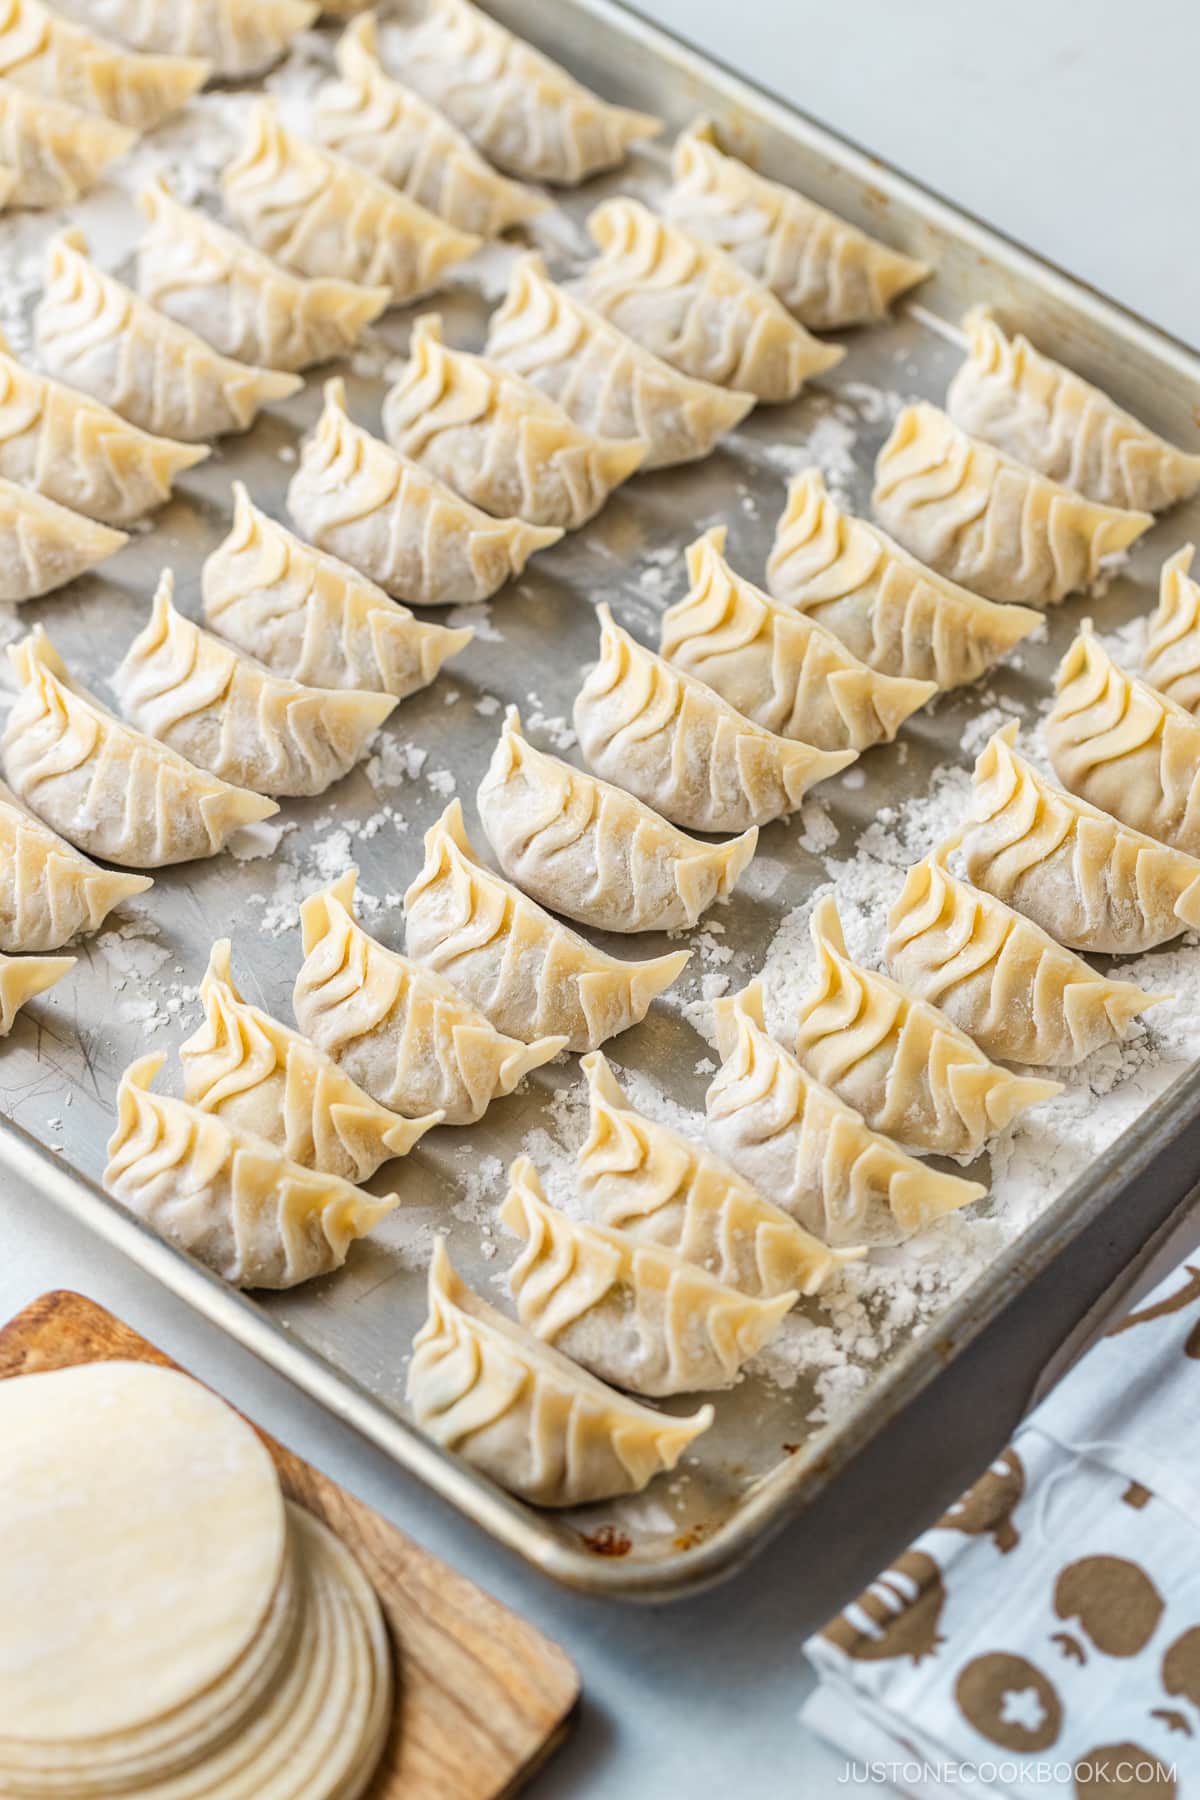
top-left (2, 625), bottom-right (276, 867)
top-left (947, 308), bottom-right (1200, 514)
top-left (287, 378), bottom-right (561, 606)
top-left (52, 0), bottom-right (319, 78)
top-left (0, 947), bottom-right (72, 1033)
top-left (222, 101), bottom-right (479, 304)
top-left (500, 1157), bottom-right (795, 1396)
top-left (203, 481), bottom-right (472, 696)
top-left (0, 0), bottom-right (207, 131)
top-left (872, 402), bottom-right (1152, 606)
top-left (1143, 545), bottom-right (1200, 715)
top-left (661, 526), bottom-right (935, 751)
top-left (573, 603), bottom-right (854, 832)
top-left (316, 13), bottom-right (544, 236)
top-left (570, 198), bottom-right (844, 403)
top-left (962, 720), bottom-right (1200, 953)
top-left (180, 937), bottom-right (440, 1182)
top-left (0, 474), bottom-right (126, 601)
top-left (35, 228), bottom-right (302, 442)
top-left (578, 1050), bottom-right (841, 1299)
top-left (294, 867), bottom-right (567, 1126)
top-left (407, 1239), bottom-right (713, 1507)
top-left (0, 81), bottom-right (132, 208)
top-left (114, 571), bottom-right (395, 797)
top-left (384, 0), bottom-right (662, 185)
top-left (708, 983), bottom-right (985, 1245)
top-left (885, 836), bottom-right (1170, 1067)
top-left (767, 468), bottom-right (1040, 688)
top-left (403, 799), bottom-right (690, 1052)
top-left (485, 253), bottom-right (753, 471)
top-left (477, 704), bottom-right (758, 934)
top-left (104, 1052), bottom-right (398, 1289)
top-left (0, 776), bottom-right (151, 951)
top-left (666, 118), bottom-right (930, 329)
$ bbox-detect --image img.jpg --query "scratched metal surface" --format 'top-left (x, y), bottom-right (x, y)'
top-left (2, 0), bottom-right (1199, 1596)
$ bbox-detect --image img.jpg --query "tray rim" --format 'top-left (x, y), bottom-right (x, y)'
top-left (5, 0), bottom-right (1200, 1600)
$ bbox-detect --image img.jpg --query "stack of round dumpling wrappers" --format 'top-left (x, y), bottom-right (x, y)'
top-left (0, 1361), bottom-right (391, 1798)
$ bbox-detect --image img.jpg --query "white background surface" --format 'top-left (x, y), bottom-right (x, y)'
top-left (3, 6), bottom-right (1200, 1798)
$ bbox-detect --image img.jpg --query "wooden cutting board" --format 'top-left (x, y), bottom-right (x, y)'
top-left (0, 1289), bottom-right (579, 1800)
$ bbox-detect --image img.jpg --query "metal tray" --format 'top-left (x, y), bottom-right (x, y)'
top-left (3, 0), bottom-right (1200, 1599)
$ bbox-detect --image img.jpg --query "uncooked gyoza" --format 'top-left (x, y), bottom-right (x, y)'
top-left (384, 0), bottom-right (662, 185)
top-left (0, 329), bottom-right (206, 524)
top-left (1143, 545), bottom-right (1200, 715)
top-left (500, 1157), bottom-right (795, 1396)
top-left (2, 624), bottom-right (276, 867)
top-left (287, 379), bottom-right (561, 606)
top-left (570, 198), bottom-right (844, 403)
top-left (34, 229), bottom-right (302, 442)
top-left (962, 721), bottom-right (1200, 953)
top-left (660, 526), bottom-right (935, 752)
top-left (0, 948), bottom-right (73, 1034)
top-left (707, 982), bottom-right (986, 1245)
top-left (136, 176), bottom-right (390, 374)
top-left (485, 254), bottom-right (754, 471)
top-left (180, 937), bottom-right (440, 1183)
top-left (407, 1239), bottom-right (713, 1507)
top-left (51, 0), bottom-right (319, 78)
top-left (0, 475), bottom-right (126, 602)
top-left (767, 468), bottom-right (1040, 689)
top-left (885, 836), bottom-right (1169, 1067)
top-left (382, 316), bottom-right (645, 531)
top-left (222, 102), bottom-right (479, 304)
top-left (477, 706), bottom-right (758, 933)
top-left (666, 118), bottom-right (930, 329)
top-left (947, 308), bottom-right (1200, 514)
top-left (403, 799), bottom-right (690, 1052)
top-left (0, 82), bottom-right (132, 208)
top-left (294, 868), bottom-right (567, 1126)
top-left (0, 776), bottom-right (151, 951)
top-left (105, 1052), bottom-right (399, 1289)
top-left (872, 402), bottom-right (1153, 606)
top-left (112, 571), bottom-right (395, 798)
top-left (0, 0), bottom-right (207, 131)
top-left (203, 481), bottom-right (473, 696)
top-left (316, 12), bottom-right (544, 236)
top-left (573, 604), bottom-right (854, 832)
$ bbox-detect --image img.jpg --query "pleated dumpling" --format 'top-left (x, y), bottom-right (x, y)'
top-left (2, 625), bottom-right (276, 868)
top-left (222, 102), bottom-right (479, 304)
top-left (0, 475), bottom-right (126, 602)
top-left (403, 799), bottom-right (690, 1053)
top-left (0, 82), bottom-right (131, 208)
top-left (0, 948), bottom-right (73, 1033)
top-left (386, 0), bottom-right (662, 185)
top-left (708, 983), bottom-right (986, 1246)
top-left (962, 721), bottom-right (1200, 954)
top-left (577, 1050), bottom-right (841, 1300)
top-left (294, 868), bottom-right (567, 1126)
top-left (571, 198), bottom-right (844, 404)
top-left (34, 229), bottom-right (302, 442)
top-left (767, 468), bottom-right (1040, 689)
top-left (407, 1239), bottom-right (713, 1507)
top-left (793, 895), bottom-right (1061, 1156)
top-left (1046, 622), bottom-right (1200, 856)
top-left (136, 176), bottom-right (390, 374)
top-left (872, 402), bottom-right (1152, 607)
top-left (1143, 545), bottom-right (1200, 715)
top-left (287, 378), bottom-right (561, 607)
top-left (112, 572), bottom-right (396, 798)
top-left (484, 253), bottom-right (754, 472)
top-left (665, 118), bottom-right (930, 330)
top-left (947, 308), bottom-right (1200, 515)
top-left (0, 776), bottom-right (151, 951)
top-left (660, 525), bottom-right (935, 752)
top-left (0, 0), bottom-right (208, 131)
top-left (573, 604), bottom-right (855, 833)
top-left (203, 482), bottom-right (472, 696)
top-left (104, 1052), bottom-right (399, 1290)
top-left (500, 1157), bottom-right (795, 1397)
top-left (885, 836), bottom-right (1170, 1068)
top-left (180, 937), bottom-right (440, 1183)
top-left (477, 705), bottom-right (758, 934)
top-left (0, 329), bottom-right (206, 525)
top-left (382, 315), bottom-right (645, 531)
top-left (52, 0), bottom-right (319, 78)
top-left (315, 12), bottom-right (544, 237)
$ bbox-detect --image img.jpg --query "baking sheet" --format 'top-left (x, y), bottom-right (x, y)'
top-left (2, 0), bottom-right (1200, 1597)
